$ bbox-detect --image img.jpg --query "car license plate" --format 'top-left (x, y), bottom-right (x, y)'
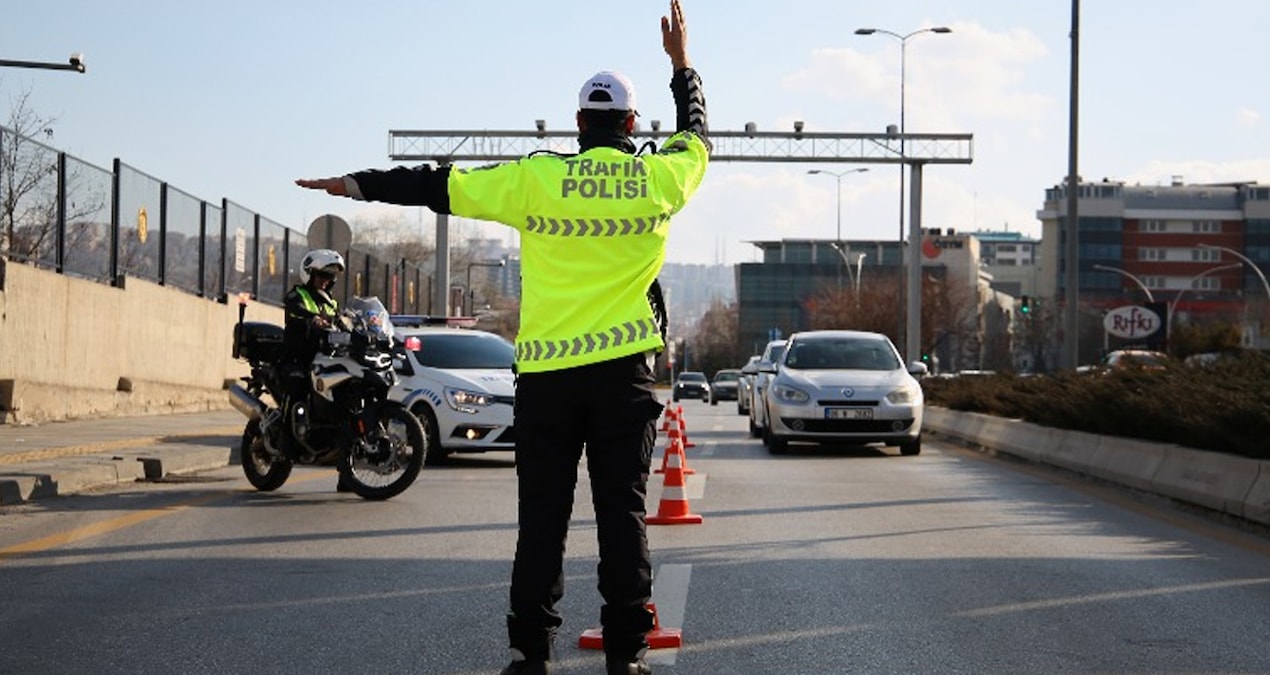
top-left (826, 408), bottom-right (873, 420)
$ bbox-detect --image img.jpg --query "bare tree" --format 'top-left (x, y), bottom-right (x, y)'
top-left (351, 211), bottom-right (434, 267)
top-left (1015, 298), bottom-right (1061, 374)
top-left (920, 272), bottom-right (979, 371)
top-left (688, 299), bottom-right (746, 376)
top-left (2, 86), bottom-right (110, 279)
top-left (804, 274), bottom-right (905, 343)
top-left (1, 87), bottom-right (59, 260)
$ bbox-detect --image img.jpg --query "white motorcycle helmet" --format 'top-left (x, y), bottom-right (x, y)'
top-left (301, 249), bottom-right (346, 283)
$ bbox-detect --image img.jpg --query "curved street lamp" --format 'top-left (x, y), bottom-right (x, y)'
top-left (854, 25), bottom-right (952, 363)
top-left (1197, 243), bottom-right (1270, 300)
top-left (1168, 263), bottom-right (1241, 336)
top-left (806, 167), bottom-right (869, 243)
top-left (1092, 264), bottom-right (1155, 303)
top-left (853, 26), bottom-right (952, 241)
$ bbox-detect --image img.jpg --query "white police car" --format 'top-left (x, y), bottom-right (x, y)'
top-left (390, 316), bottom-right (515, 464)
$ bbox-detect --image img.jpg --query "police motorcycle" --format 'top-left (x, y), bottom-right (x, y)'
top-left (228, 294), bottom-right (426, 500)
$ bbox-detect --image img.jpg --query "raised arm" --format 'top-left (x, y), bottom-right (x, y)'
top-left (662, 0), bottom-right (707, 138)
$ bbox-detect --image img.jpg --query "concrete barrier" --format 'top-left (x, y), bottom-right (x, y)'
top-left (1245, 466), bottom-right (1270, 525)
top-left (1089, 436), bottom-right (1168, 494)
top-left (0, 263), bottom-right (283, 424)
top-left (925, 406), bottom-right (1270, 528)
top-left (1151, 446), bottom-right (1261, 518)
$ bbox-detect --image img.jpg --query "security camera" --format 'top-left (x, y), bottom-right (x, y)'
top-left (68, 53), bottom-right (85, 72)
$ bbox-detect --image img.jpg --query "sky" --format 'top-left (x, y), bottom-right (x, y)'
top-left (5, 1), bottom-right (1270, 266)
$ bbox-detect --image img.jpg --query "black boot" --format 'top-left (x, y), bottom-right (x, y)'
top-left (499, 659), bottom-right (550, 675)
top-left (606, 656), bottom-right (651, 675)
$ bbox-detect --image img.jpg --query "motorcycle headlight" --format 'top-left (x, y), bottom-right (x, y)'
top-left (886, 385), bottom-right (921, 405)
top-left (445, 387), bottom-right (494, 414)
top-left (772, 383), bottom-right (810, 404)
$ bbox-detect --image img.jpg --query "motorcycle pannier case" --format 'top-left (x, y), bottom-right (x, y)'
top-left (234, 322), bottom-right (285, 361)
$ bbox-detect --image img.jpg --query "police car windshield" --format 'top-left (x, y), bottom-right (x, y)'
top-left (408, 332), bottom-right (515, 369)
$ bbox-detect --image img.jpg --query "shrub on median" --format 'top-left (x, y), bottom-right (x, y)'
top-left (921, 352), bottom-right (1270, 460)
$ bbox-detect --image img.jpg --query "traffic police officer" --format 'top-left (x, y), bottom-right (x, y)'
top-left (296, 3), bottom-right (707, 672)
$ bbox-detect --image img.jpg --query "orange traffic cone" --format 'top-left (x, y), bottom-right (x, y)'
top-left (578, 602), bottom-right (683, 650)
top-left (677, 408), bottom-right (696, 448)
top-left (647, 440), bottom-right (702, 526)
top-left (655, 427), bottom-right (695, 475)
top-left (660, 402), bottom-right (676, 433)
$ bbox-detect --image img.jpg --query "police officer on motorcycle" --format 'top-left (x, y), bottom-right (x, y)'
top-left (282, 249), bottom-right (345, 470)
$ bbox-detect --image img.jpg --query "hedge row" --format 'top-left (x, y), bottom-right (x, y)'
top-left (921, 353), bottom-right (1270, 460)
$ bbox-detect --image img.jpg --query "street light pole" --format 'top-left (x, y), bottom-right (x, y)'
top-left (855, 26), bottom-right (951, 362)
top-left (1168, 263), bottom-right (1241, 337)
top-left (0, 54), bottom-right (86, 73)
top-left (1197, 243), bottom-right (1270, 300)
top-left (807, 168), bottom-right (868, 243)
top-left (1092, 264), bottom-right (1155, 303)
top-left (808, 168), bottom-right (869, 292)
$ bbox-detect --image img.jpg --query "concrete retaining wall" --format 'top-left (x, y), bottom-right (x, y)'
top-left (925, 407), bottom-right (1270, 527)
top-left (0, 261), bottom-right (283, 424)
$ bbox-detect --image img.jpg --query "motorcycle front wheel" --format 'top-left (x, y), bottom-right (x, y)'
top-left (241, 419), bottom-right (293, 491)
top-left (339, 401), bottom-right (426, 501)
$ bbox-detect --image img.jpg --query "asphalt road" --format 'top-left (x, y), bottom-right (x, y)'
top-left (1, 401), bottom-right (1268, 674)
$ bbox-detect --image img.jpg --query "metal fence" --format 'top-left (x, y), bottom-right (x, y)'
top-left (0, 124), bottom-right (432, 313)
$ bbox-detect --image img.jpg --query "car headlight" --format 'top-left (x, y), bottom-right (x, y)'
top-left (445, 387), bottom-right (493, 414)
top-left (886, 385), bottom-right (921, 405)
top-left (772, 383), bottom-right (810, 404)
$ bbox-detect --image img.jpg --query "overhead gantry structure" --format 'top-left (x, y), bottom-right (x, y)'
top-left (388, 126), bottom-right (973, 363)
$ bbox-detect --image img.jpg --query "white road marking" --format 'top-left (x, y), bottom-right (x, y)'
top-left (647, 563), bottom-right (692, 666)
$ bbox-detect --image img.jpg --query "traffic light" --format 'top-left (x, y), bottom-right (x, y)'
top-left (921, 352), bottom-right (931, 364)
top-left (1019, 295), bottom-right (1031, 315)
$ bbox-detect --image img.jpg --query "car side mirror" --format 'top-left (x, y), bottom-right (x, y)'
top-left (758, 362), bottom-right (777, 374)
top-left (908, 361), bottom-right (929, 377)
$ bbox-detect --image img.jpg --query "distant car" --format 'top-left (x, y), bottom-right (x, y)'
top-left (737, 355), bottom-right (761, 416)
top-left (709, 369), bottom-right (741, 405)
top-left (1103, 349), bottom-right (1169, 371)
top-left (748, 339), bottom-right (788, 438)
top-left (673, 371), bottom-right (709, 401)
top-left (390, 320), bottom-right (515, 464)
top-left (758, 330), bottom-right (927, 456)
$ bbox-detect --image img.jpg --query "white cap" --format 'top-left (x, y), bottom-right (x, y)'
top-left (578, 70), bottom-right (638, 113)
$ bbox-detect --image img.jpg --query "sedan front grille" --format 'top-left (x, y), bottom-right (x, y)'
top-left (781, 418), bottom-right (914, 433)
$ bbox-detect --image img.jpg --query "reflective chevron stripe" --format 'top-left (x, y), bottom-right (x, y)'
top-left (516, 318), bottom-right (659, 363)
top-left (523, 214), bottom-right (668, 237)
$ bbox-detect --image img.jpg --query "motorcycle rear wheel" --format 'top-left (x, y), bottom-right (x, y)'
top-left (338, 402), bottom-right (426, 501)
top-left (241, 419), bottom-right (293, 491)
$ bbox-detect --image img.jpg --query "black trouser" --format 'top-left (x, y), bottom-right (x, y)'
top-left (507, 353), bottom-right (663, 661)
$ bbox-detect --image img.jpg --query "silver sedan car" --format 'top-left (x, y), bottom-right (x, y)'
top-left (757, 330), bottom-right (927, 456)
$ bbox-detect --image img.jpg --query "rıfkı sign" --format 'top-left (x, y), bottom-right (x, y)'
top-left (1103, 305), bottom-right (1162, 339)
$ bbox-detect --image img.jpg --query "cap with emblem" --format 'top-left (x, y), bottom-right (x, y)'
top-left (578, 70), bottom-right (638, 113)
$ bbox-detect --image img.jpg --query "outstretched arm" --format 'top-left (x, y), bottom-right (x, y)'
top-left (296, 165), bottom-right (453, 213)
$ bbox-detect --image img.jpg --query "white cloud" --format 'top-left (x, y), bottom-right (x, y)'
top-left (1237, 107), bottom-right (1261, 129)
top-left (781, 21), bottom-right (1053, 133)
top-left (1122, 159), bottom-right (1270, 187)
